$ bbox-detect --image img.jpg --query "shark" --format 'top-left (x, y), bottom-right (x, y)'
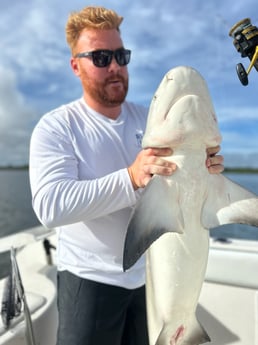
top-left (123, 66), bottom-right (258, 345)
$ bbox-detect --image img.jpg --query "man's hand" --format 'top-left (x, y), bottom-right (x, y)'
top-left (206, 146), bottom-right (224, 174)
top-left (127, 148), bottom-right (176, 190)
top-left (128, 145), bottom-right (224, 190)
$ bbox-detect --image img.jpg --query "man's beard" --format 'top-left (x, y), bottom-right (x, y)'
top-left (83, 74), bottom-right (129, 107)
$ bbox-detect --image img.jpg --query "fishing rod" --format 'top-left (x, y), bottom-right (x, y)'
top-left (1, 248), bottom-right (36, 345)
top-left (229, 17), bottom-right (258, 85)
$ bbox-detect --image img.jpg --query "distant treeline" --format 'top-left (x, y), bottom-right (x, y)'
top-left (0, 165), bottom-right (29, 170)
top-left (1, 165), bottom-right (258, 174)
top-left (224, 167), bottom-right (258, 174)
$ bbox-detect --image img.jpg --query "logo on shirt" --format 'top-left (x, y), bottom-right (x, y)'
top-left (135, 130), bottom-right (143, 147)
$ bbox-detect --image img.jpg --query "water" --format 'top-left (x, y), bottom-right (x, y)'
top-left (210, 173), bottom-right (258, 241)
top-left (0, 169), bottom-right (39, 277)
top-left (0, 170), bottom-right (258, 278)
top-left (0, 170), bottom-right (39, 237)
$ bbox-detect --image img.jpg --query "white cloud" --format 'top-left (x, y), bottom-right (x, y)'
top-left (0, 0), bottom-right (257, 166)
top-left (0, 66), bottom-right (36, 165)
top-left (1, 1), bottom-right (68, 80)
top-left (216, 101), bottom-right (258, 122)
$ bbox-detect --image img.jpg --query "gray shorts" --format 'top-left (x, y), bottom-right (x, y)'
top-left (56, 270), bottom-right (149, 345)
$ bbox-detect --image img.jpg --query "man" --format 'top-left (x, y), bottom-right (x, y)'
top-left (29, 6), bottom-right (223, 345)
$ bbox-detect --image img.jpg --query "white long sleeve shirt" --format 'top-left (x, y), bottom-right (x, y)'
top-left (29, 98), bottom-right (148, 289)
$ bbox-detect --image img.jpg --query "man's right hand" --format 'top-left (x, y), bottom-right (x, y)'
top-left (127, 148), bottom-right (176, 190)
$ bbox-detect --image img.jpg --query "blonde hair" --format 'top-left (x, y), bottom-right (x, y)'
top-left (66, 6), bottom-right (123, 54)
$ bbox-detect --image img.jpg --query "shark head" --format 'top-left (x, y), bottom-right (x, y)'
top-left (142, 66), bottom-right (222, 150)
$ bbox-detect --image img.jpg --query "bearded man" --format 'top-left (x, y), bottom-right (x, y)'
top-left (29, 6), bottom-right (223, 345)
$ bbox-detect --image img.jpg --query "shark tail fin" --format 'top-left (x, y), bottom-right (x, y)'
top-left (155, 317), bottom-right (210, 345)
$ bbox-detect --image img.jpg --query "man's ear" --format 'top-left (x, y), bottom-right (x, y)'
top-left (70, 57), bottom-right (80, 76)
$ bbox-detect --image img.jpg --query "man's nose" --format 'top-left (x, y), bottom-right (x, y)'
top-left (108, 56), bottom-right (121, 71)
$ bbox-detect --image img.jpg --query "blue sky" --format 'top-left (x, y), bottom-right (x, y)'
top-left (0, 0), bottom-right (258, 167)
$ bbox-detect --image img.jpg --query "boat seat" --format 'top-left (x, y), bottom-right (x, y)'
top-left (205, 240), bottom-right (258, 289)
top-left (0, 291), bottom-right (46, 335)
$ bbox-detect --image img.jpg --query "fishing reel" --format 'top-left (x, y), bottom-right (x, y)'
top-left (229, 18), bottom-right (258, 85)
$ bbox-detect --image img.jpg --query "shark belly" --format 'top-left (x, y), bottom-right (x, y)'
top-left (146, 229), bottom-right (210, 345)
top-left (145, 170), bottom-right (210, 345)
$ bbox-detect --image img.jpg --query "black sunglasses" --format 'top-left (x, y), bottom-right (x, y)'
top-left (75, 48), bottom-right (131, 67)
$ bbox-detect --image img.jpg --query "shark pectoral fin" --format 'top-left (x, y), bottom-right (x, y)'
top-left (123, 175), bottom-right (184, 271)
top-left (202, 174), bottom-right (258, 229)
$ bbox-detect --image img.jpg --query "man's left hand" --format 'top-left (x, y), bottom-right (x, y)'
top-left (206, 146), bottom-right (224, 174)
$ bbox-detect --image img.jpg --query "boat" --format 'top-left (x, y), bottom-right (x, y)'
top-left (0, 225), bottom-right (257, 345)
top-left (0, 227), bottom-right (57, 345)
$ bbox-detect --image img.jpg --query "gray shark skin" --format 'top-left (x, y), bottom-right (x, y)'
top-left (123, 66), bottom-right (258, 345)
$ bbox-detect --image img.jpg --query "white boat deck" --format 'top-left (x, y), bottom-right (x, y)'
top-left (0, 228), bottom-right (257, 345)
